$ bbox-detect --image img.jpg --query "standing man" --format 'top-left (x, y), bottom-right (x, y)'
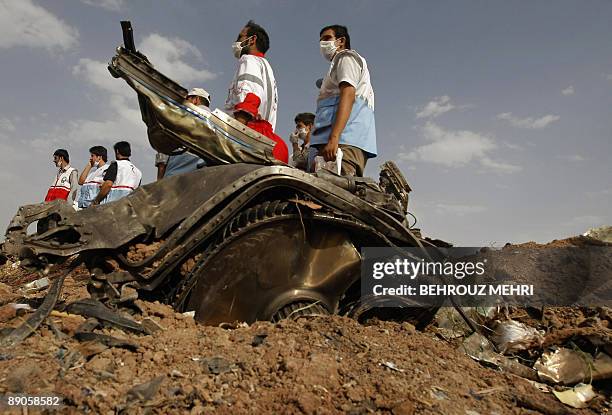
top-left (225, 20), bottom-right (278, 131)
top-left (156, 88), bottom-right (210, 180)
top-left (77, 146), bottom-right (109, 209)
top-left (289, 112), bottom-right (315, 170)
top-left (45, 149), bottom-right (78, 203)
top-left (309, 25), bottom-right (377, 177)
top-left (92, 141), bottom-right (142, 205)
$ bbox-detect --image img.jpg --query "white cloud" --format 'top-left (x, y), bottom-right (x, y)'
top-left (0, 0), bottom-right (78, 51)
top-left (63, 33), bottom-right (217, 149)
top-left (400, 121), bottom-right (521, 173)
top-left (80, 0), bottom-right (124, 11)
top-left (139, 34), bottom-right (216, 84)
top-left (415, 95), bottom-right (455, 119)
top-left (561, 85), bottom-right (574, 96)
top-left (417, 95), bottom-right (455, 119)
top-left (0, 117), bottom-right (16, 132)
top-left (496, 112), bottom-right (560, 129)
top-left (434, 203), bottom-right (487, 216)
top-left (557, 154), bottom-right (585, 162)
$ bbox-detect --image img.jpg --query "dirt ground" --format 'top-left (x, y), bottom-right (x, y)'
top-left (0, 237), bottom-right (610, 414)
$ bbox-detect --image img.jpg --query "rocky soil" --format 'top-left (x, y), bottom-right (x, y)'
top-left (0, 236), bottom-right (610, 414)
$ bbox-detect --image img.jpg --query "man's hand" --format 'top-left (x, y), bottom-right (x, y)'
top-left (320, 137), bottom-right (339, 162)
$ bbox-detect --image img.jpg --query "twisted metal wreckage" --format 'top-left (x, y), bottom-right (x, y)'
top-left (1, 22), bottom-right (449, 327)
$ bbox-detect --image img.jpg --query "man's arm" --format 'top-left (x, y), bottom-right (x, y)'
top-left (69, 170), bottom-right (79, 202)
top-left (93, 181), bottom-right (112, 205)
top-left (92, 161), bottom-right (117, 205)
top-left (79, 163), bottom-right (92, 185)
top-left (319, 82), bottom-right (356, 161)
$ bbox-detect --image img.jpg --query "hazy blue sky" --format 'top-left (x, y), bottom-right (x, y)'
top-left (0, 0), bottom-right (610, 245)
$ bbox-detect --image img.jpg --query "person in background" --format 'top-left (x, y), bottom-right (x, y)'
top-left (156, 88), bottom-right (210, 180)
top-left (45, 149), bottom-right (78, 203)
top-left (77, 146), bottom-right (109, 209)
top-left (308, 25), bottom-right (377, 177)
top-left (225, 20), bottom-right (278, 131)
top-left (289, 112), bottom-right (315, 170)
top-left (233, 93), bottom-right (288, 163)
top-left (92, 141), bottom-right (142, 205)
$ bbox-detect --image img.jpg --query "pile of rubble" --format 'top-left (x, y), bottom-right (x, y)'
top-left (0, 231), bottom-right (610, 414)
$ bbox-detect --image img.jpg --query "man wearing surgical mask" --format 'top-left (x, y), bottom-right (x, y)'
top-left (309, 25), bottom-right (377, 177)
top-left (77, 145), bottom-right (109, 209)
top-left (289, 112), bottom-right (315, 170)
top-left (225, 20), bottom-right (278, 131)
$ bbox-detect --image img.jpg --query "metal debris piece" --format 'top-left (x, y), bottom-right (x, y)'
top-left (434, 307), bottom-right (498, 339)
top-left (74, 331), bottom-right (139, 351)
top-left (552, 383), bottom-right (597, 409)
top-left (460, 332), bottom-right (538, 380)
top-left (490, 320), bottom-right (544, 354)
top-left (141, 317), bottom-right (164, 334)
top-left (201, 356), bottom-right (231, 375)
top-left (23, 277), bottom-right (50, 293)
top-left (535, 348), bottom-right (612, 385)
top-left (0, 303), bottom-right (33, 322)
top-left (251, 333), bottom-right (268, 347)
top-left (127, 376), bottom-right (164, 402)
top-left (381, 361), bottom-right (404, 372)
top-left (66, 298), bottom-right (146, 334)
top-left (0, 275), bottom-right (65, 348)
top-left (182, 311), bottom-right (195, 318)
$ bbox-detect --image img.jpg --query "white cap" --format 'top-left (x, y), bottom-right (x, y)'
top-left (187, 87), bottom-right (211, 103)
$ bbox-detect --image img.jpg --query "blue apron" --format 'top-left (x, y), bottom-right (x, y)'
top-left (310, 95), bottom-right (377, 157)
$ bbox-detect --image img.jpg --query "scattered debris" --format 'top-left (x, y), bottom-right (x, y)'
top-left (552, 383), bottom-right (597, 409)
top-left (0, 275), bottom-right (65, 347)
top-left (381, 361), bottom-right (404, 372)
top-left (126, 375), bottom-right (164, 402)
top-left (66, 298), bottom-right (146, 334)
top-left (0, 303), bottom-right (33, 322)
top-left (535, 348), bottom-right (612, 385)
top-left (22, 276), bottom-right (50, 293)
top-left (251, 333), bottom-right (268, 347)
top-left (74, 331), bottom-right (139, 351)
top-left (201, 356), bottom-right (231, 375)
top-left (490, 319), bottom-right (544, 354)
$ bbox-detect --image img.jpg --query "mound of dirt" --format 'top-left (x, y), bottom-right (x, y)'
top-left (0, 239), bottom-right (609, 414)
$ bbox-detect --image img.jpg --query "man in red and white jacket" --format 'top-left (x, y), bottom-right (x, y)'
top-left (45, 149), bottom-right (78, 203)
top-left (225, 20), bottom-right (278, 131)
top-left (234, 93), bottom-right (288, 163)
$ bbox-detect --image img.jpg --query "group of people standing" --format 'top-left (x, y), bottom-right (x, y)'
top-left (224, 21), bottom-right (376, 176)
top-left (45, 142), bottom-right (142, 209)
top-left (43, 21), bottom-right (377, 207)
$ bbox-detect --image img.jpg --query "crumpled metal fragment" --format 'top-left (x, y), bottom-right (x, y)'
top-left (535, 347), bottom-right (612, 385)
top-left (490, 319), bottom-right (544, 354)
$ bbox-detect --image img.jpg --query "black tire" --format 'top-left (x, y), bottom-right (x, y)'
top-left (271, 301), bottom-right (330, 323)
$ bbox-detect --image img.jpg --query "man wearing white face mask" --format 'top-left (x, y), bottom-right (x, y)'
top-left (77, 145), bottom-right (109, 209)
top-left (309, 25), bottom-right (376, 177)
top-left (289, 112), bottom-right (315, 170)
top-left (225, 20), bottom-right (278, 130)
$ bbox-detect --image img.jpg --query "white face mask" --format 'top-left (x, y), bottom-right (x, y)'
top-left (232, 36), bottom-right (253, 59)
top-left (320, 39), bottom-right (338, 61)
top-left (298, 127), bottom-right (308, 139)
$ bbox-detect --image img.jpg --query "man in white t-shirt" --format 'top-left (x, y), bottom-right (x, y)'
top-left (225, 20), bottom-right (278, 130)
top-left (309, 25), bottom-right (377, 177)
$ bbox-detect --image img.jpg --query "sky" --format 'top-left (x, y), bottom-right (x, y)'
top-left (0, 0), bottom-right (610, 246)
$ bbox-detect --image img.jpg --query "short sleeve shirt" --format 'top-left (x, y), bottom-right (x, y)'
top-left (318, 50), bottom-right (375, 110)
